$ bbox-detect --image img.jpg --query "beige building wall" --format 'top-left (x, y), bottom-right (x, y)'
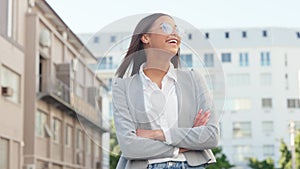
top-left (1, 0), bottom-right (108, 169)
top-left (0, 0), bottom-right (28, 169)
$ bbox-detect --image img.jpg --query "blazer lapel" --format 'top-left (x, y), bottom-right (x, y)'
top-left (175, 70), bottom-right (196, 128)
top-left (128, 74), bottom-right (152, 129)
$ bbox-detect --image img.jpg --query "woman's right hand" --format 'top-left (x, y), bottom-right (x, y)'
top-left (193, 109), bottom-right (210, 127)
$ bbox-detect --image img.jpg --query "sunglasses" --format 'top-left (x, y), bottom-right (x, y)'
top-left (149, 22), bottom-right (185, 37)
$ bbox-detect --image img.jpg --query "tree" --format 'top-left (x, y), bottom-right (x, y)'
top-left (279, 133), bottom-right (300, 169)
top-left (279, 138), bottom-right (292, 169)
top-left (248, 157), bottom-right (275, 169)
top-left (207, 147), bottom-right (235, 169)
top-left (109, 120), bottom-right (121, 169)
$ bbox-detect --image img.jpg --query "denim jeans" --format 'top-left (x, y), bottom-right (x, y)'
top-left (147, 161), bottom-right (206, 169)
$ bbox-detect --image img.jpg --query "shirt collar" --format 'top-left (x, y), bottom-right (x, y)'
top-left (139, 62), bottom-right (177, 84)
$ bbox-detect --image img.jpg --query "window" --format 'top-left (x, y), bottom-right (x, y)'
top-left (52, 118), bottom-right (61, 143)
top-left (262, 121), bottom-right (274, 134)
top-left (204, 53), bottom-right (214, 67)
top-left (0, 138), bottom-right (8, 169)
top-left (188, 33), bottom-right (192, 40)
top-left (262, 30), bottom-right (268, 37)
top-left (261, 52), bottom-right (271, 66)
top-left (233, 145), bottom-right (252, 162)
top-left (76, 129), bottom-right (83, 149)
top-left (285, 74), bottom-right (289, 90)
top-left (260, 73), bottom-right (272, 86)
top-left (287, 99), bottom-right (300, 108)
top-left (86, 137), bottom-right (91, 155)
top-left (36, 110), bottom-right (47, 137)
top-left (110, 36), bottom-right (116, 43)
top-left (1, 65), bottom-right (21, 103)
top-left (98, 57), bottom-right (107, 69)
top-left (0, 0), bottom-right (13, 37)
top-left (93, 36), bottom-right (99, 43)
top-left (227, 74), bottom-right (250, 87)
top-left (180, 54), bottom-right (193, 67)
top-left (295, 121), bottom-right (300, 131)
top-left (262, 98), bottom-right (272, 108)
top-left (263, 145), bottom-right (274, 156)
top-left (205, 33), bottom-right (209, 39)
top-left (65, 125), bottom-right (72, 147)
top-left (225, 99), bottom-right (251, 111)
top-left (221, 53), bottom-right (231, 63)
top-left (108, 56), bottom-right (113, 69)
top-left (98, 56), bottom-right (113, 70)
top-left (242, 31), bottom-right (247, 38)
top-left (225, 32), bottom-right (229, 38)
top-left (239, 52), bottom-right (249, 66)
top-left (233, 122), bottom-right (252, 138)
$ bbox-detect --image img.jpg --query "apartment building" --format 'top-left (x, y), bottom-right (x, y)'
top-left (1, 0), bottom-right (109, 169)
top-left (81, 26), bottom-right (300, 168)
top-left (0, 0), bottom-right (27, 168)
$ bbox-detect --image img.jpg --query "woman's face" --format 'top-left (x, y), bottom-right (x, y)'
top-left (143, 16), bottom-right (182, 56)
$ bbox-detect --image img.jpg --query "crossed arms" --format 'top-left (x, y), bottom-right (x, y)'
top-left (112, 72), bottom-right (219, 160)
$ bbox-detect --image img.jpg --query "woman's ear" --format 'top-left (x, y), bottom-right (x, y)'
top-left (141, 34), bottom-right (150, 44)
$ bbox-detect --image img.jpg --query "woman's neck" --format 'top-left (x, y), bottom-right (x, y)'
top-left (143, 61), bottom-right (170, 89)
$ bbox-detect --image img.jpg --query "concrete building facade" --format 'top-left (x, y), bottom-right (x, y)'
top-left (81, 26), bottom-right (300, 168)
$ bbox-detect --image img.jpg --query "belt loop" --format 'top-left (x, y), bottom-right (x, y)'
top-left (181, 161), bottom-right (185, 169)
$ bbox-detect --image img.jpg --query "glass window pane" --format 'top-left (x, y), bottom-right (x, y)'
top-left (0, 138), bottom-right (8, 169)
top-left (1, 65), bottom-right (21, 103)
top-left (233, 122), bottom-right (252, 138)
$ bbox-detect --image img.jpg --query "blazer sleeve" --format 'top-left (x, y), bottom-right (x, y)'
top-left (112, 77), bottom-right (176, 160)
top-left (168, 70), bottom-right (220, 150)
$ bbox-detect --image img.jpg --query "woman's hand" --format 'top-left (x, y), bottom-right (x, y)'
top-left (136, 129), bottom-right (166, 141)
top-left (193, 109), bottom-right (210, 127)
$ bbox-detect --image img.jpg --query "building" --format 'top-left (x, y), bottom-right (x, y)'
top-left (0, 0), bottom-right (109, 169)
top-left (80, 26), bottom-right (300, 168)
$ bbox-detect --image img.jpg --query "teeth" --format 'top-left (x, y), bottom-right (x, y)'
top-left (168, 39), bottom-right (177, 43)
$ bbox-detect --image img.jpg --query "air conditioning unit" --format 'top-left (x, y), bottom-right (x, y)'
top-left (71, 58), bottom-right (78, 72)
top-left (1, 86), bottom-right (13, 97)
top-left (39, 29), bottom-right (51, 48)
top-left (28, 0), bottom-right (35, 7)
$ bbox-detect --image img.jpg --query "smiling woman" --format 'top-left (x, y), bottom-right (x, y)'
top-left (112, 13), bottom-right (219, 169)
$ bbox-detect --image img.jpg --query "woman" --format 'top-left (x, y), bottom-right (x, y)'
top-left (112, 13), bottom-right (219, 169)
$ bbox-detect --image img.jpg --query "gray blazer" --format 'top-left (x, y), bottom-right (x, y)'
top-left (112, 69), bottom-right (219, 169)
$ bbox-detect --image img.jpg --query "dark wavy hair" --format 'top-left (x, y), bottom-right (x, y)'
top-left (115, 13), bottom-right (181, 78)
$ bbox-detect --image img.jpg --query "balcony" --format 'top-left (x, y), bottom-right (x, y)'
top-left (38, 75), bottom-right (108, 132)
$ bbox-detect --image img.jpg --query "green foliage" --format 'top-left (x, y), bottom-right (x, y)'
top-left (279, 133), bottom-right (300, 169)
top-left (279, 138), bottom-right (292, 169)
top-left (296, 133), bottom-right (300, 169)
top-left (109, 120), bottom-right (121, 169)
top-left (207, 147), bottom-right (235, 169)
top-left (110, 153), bottom-right (121, 169)
top-left (248, 157), bottom-right (275, 169)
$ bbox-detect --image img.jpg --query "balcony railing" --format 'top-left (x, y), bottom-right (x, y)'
top-left (39, 76), bottom-right (105, 131)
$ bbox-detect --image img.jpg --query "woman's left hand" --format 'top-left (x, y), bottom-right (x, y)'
top-left (136, 129), bottom-right (165, 141)
top-left (193, 109), bottom-right (210, 127)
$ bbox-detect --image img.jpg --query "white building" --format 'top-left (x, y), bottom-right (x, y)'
top-left (80, 27), bottom-right (300, 168)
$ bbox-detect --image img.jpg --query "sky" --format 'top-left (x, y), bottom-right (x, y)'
top-left (46, 0), bottom-right (300, 34)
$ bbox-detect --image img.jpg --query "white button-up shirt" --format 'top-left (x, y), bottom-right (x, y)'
top-left (139, 63), bottom-right (186, 164)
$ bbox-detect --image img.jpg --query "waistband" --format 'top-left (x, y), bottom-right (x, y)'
top-left (147, 161), bottom-right (207, 169)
